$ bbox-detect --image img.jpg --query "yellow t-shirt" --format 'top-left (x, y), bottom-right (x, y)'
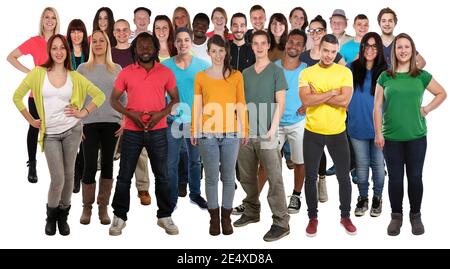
top-left (299, 63), bottom-right (353, 135)
top-left (192, 70), bottom-right (248, 137)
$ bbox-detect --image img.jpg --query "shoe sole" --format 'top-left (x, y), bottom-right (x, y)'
top-left (231, 211), bottom-right (244, 216)
top-left (306, 230), bottom-right (317, 237)
top-left (263, 230), bottom-right (290, 242)
top-left (341, 224), bottom-right (357, 235)
top-left (233, 218), bottom-right (260, 227)
top-left (318, 198), bottom-right (328, 203)
top-left (355, 210), bottom-right (367, 217)
top-left (157, 222), bottom-right (179, 235)
top-left (370, 212), bottom-right (381, 217)
top-left (288, 208), bottom-right (300, 214)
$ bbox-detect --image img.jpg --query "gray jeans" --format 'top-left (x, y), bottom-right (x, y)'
top-left (44, 122), bottom-right (82, 208)
top-left (237, 137), bottom-right (289, 228)
top-left (198, 135), bottom-right (240, 209)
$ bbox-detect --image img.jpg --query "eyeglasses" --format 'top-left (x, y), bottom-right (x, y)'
top-left (307, 28), bottom-right (324, 35)
top-left (364, 43), bottom-right (378, 50)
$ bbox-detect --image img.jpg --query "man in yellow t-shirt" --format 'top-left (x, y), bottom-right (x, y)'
top-left (299, 34), bottom-right (356, 237)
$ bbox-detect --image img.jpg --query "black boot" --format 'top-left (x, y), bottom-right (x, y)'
top-left (27, 160), bottom-right (38, 183)
top-left (57, 205), bottom-right (71, 236)
top-left (73, 155), bottom-right (82, 193)
top-left (45, 205), bottom-right (58, 236)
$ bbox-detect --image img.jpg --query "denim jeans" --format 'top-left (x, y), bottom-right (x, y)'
top-left (383, 136), bottom-right (427, 214)
top-left (111, 128), bottom-right (172, 221)
top-left (282, 142), bottom-right (291, 161)
top-left (167, 121), bottom-right (201, 207)
top-left (198, 135), bottom-right (240, 209)
top-left (350, 137), bottom-right (385, 198)
top-left (44, 122), bottom-right (82, 208)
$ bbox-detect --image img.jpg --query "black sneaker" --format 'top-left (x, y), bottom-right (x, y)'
top-left (287, 195), bottom-right (301, 214)
top-left (233, 214), bottom-right (260, 227)
top-left (232, 204), bottom-right (245, 215)
top-left (263, 225), bottom-right (290, 242)
top-left (370, 196), bottom-right (382, 217)
top-left (354, 196), bottom-right (369, 217)
top-left (190, 195), bottom-right (208, 209)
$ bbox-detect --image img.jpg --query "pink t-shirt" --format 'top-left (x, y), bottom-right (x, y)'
top-left (114, 62), bottom-right (176, 131)
top-left (18, 36), bottom-right (48, 98)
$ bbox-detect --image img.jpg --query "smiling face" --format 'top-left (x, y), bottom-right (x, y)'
top-left (42, 10), bottom-right (57, 33)
top-left (319, 41), bottom-right (338, 66)
top-left (134, 10), bottom-right (150, 32)
top-left (113, 21), bottom-right (131, 44)
top-left (70, 30), bottom-right (84, 46)
top-left (175, 32), bottom-right (192, 55)
top-left (354, 18), bottom-right (369, 38)
top-left (285, 34), bottom-right (305, 58)
top-left (208, 43), bottom-right (226, 66)
top-left (395, 37), bottom-right (412, 64)
top-left (330, 16), bottom-right (347, 36)
top-left (50, 37), bottom-right (67, 65)
top-left (363, 37), bottom-right (378, 62)
top-left (379, 13), bottom-right (396, 35)
top-left (289, 9), bottom-right (305, 30)
top-left (135, 37), bottom-right (157, 63)
top-left (270, 19), bottom-right (285, 40)
top-left (193, 19), bottom-right (208, 39)
top-left (174, 10), bottom-right (188, 28)
top-left (98, 11), bottom-right (108, 31)
top-left (251, 34), bottom-right (270, 59)
top-left (212, 11), bottom-right (226, 32)
top-left (231, 17), bottom-right (247, 41)
top-left (250, 9), bottom-right (266, 30)
top-left (92, 31), bottom-right (107, 57)
top-left (309, 21), bottom-right (326, 47)
top-left (154, 20), bottom-right (170, 42)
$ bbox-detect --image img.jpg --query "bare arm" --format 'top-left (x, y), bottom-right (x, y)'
top-left (299, 84), bottom-right (337, 107)
top-left (421, 78), bottom-right (447, 116)
top-left (337, 57), bottom-right (346, 66)
top-left (7, 48), bottom-right (30, 73)
top-left (416, 54), bottom-right (426, 69)
top-left (373, 83), bottom-right (385, 149)
top-left (326, 86), bottom-right (353, 108)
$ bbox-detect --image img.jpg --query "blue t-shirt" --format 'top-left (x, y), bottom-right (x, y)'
top-left (275, 59), bottom-right (307, 126)
top-left (347, 65), bottom-right (375, 139)
top-left (340, 40), bottom-right (360, 63)
top-left (163, 56), bottom-right (210, 123)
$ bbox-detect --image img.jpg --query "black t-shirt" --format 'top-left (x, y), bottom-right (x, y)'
top-left (229, 41), bottom-right (256, 72)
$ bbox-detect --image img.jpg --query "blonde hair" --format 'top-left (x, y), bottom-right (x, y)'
top-left (172, 7), bottom-right (192, 32)
top-left (39, 7), bottom-right (60, 37)
top-left (85, 30), bottom-right (116, 73)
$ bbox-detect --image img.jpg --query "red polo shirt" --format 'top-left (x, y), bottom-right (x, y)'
top-left (114, 62), bottom-right (176, 131)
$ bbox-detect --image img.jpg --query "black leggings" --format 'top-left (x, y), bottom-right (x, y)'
top-left (27, 97), bottom-right (39, 161)
top-left (82, 122), bottom-right (120, 184)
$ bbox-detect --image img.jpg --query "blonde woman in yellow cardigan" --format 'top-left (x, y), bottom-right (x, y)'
top-left (13, 34), bottom-right (105, 236)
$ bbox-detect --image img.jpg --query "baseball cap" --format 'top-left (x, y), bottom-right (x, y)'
top-left (330, 9), bottom-right (347, 20)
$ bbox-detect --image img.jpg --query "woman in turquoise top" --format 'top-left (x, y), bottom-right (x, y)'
top-left (374, 33), bottom-right (446, 236)
top-left (66, 19), bottom-right (89, 193)
top-left (13, 34), bottom-right (105, 236)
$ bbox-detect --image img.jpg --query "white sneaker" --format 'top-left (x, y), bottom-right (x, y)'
top-left (157, 217), bottom-right (179, 235)
top-left (109, 215), bottom-right (126, 236)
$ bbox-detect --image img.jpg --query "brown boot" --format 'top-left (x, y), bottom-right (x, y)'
top-left (97, 178), bottom-right (113, 225)
top-left (80, 183), bottom-right (96, 225)
top-left (221, 207), bottom-right (233, 235)
top-left (208, 208), bottom-right (220, 236)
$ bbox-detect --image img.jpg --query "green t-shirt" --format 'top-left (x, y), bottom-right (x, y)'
top-left (243, 62), bottom-right (288, 136)
top-left (377, 70), bottom-right (432, 141)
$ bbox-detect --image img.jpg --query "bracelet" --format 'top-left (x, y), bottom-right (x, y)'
top-left (84, 108), bottom-right (90, 114)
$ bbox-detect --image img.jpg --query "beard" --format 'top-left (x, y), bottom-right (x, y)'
top-left (138, 52), bottom-right (158, 63)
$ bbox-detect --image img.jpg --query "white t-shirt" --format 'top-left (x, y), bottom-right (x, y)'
top-left (42, 73), bottom-right (79, 134)
top-left (191, 39), bottom-right (211, 65)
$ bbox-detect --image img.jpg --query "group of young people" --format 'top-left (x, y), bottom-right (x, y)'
top-left (9, 4), bottom-right (446, 241)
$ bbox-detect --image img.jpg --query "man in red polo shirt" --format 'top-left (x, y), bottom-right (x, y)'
top-left (109, 32), bottom-right (180, 236)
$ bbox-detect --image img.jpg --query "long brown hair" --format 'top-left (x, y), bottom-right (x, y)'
top-left (41, 34), bottom-right (72, 71)
top-left (387, 33), bottom-right (420, 78)
top-left (211, 7), bottom-right (230, 39)
top-left (66, 19), bottom-right (89, 59)
top-left (207, 34), bottom-right (234, 80)
top-left (153, 15), bottom-right (177, 56)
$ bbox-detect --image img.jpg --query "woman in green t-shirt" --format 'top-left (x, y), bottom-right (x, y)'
top-left (374, 33), bottom-right (446, 236)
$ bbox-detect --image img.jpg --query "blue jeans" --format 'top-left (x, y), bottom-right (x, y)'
top-left (282, 142), bottom-right (291, 161)
top-left (111, 129), bottom-right (172, 221)
top-left (350, 137), bottom-right (385, 198)
top-left (198, 135), bottom-right (240, 209)
top-left (167, 121), bottom-right (201, 207)
top-left (383, 136), bottom-right (427, 214)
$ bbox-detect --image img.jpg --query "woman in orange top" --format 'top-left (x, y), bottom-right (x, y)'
top-left (191, 35), bottom-right (248, 236)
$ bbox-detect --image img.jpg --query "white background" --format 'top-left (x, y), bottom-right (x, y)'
top-left (0, 0), bottom-right (449, 249)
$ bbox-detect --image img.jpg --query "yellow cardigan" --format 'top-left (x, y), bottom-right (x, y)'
top-left (13, 66), bottom-right (105, 151)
